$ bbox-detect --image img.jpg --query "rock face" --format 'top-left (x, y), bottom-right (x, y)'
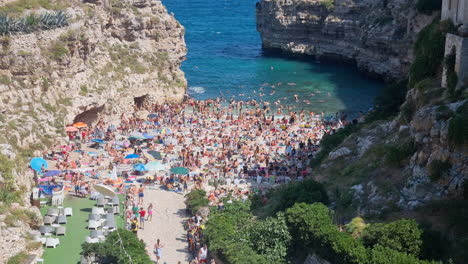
top-left (256, 0), bottom-right (435, 80)
top-left (0, 0), bottom-right (186, 261)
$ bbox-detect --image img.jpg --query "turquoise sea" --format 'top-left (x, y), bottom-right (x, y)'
top-left (163, 0), bottom-right (384, 117)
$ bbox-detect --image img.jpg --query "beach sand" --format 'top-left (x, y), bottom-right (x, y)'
top-left (138, 187), bottom-right (191, 263)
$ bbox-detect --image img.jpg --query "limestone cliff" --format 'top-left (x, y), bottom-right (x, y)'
top-left (0, 0), bottom-right (186, 261)
top-left (256, 0), bottom-right (435, 80)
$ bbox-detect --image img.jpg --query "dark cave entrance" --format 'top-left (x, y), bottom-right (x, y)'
top-left (134, 94), bottom-right (148, 110)
top-left (73, 105), bottom-right (105, 126)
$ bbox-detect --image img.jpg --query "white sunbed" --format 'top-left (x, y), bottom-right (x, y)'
top-left (56, 215), bottom-right (67, 224)
top-left (85, 236), bottom-right (100, 244)
top-left (45, 237), bottom-right (60, 248)
top-left (88, 220), bottom-right (101, 230)
top-left (56, 226), bottom-right (66, 236)
top-left (64, 207), bottom-right (73, 216)
top-left (91, 207), bottom-right (105, 215)
top-left (43, 215), bottom-right (56, 225)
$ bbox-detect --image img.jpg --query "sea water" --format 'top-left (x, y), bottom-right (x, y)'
top-left (163, 0), bottom-right (384, 117)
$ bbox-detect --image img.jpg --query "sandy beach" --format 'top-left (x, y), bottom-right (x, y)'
top-left (138, 187), bottom-right (191, 263)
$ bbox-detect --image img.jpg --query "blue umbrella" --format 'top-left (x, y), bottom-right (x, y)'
top-left (142, 133), bottom-right (154, 139)
top-left (30, 157), bottom-right (48, 172)
top-left (124, 154), bottom-right (140, 159)
top-left (148, 113), bottom-right (158, 118)
top-left (91, 139), bottom-right (105, 144)
top-left (43, 170), bottom-right (61, 177)
top-left (134, 163), bottom-right (147, 172)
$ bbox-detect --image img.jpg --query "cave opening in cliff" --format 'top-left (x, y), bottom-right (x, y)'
top-left (73, 105), bottom-right (105, 126)
top-left (134, 94), bottom-right (148, 110)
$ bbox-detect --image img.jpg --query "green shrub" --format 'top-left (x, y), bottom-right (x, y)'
top-left (428, 160), bottom-right (452, 181)
top-left (415, 0), bottom-right (442, 14)
top-left (204, 201), bottom-right (269, 263)
top-left (7, 251), bottom-right (28, 264)
top-left (409, 20), bottom-right (456, 87)
top-left (384, 140), bottom-right (416, 167)
top-left (319, 0), bottom-right (334, 10)
top-left (244, 213), bottom-right (291, 263)
top-left (362, 219), bottom-right (423, 257)
top-left (414, 79), bottom-right (437, 91)
top-left (285, 203), bottom-right (368, 264)
top-left (47, 40), bottom-right (68, 60)
top-left (185, 189), bottom-right (209, 215)
top-left (366, 80), bottom-right (408, 122)
top-left (260, 179), bottom-right (329, 215)
top-left (81, 228), bottom-right (151, 264)
top-left (345, 217), bottom-right (367, 238)
top-left (0, 74), bottom-right (11, 85)
top-left (311, 123), bottom-right (362, 167)
top-left (369, 245), bottom-right (436, 264)
top-left (400, 100), bottom-right (416, 123)
top-left (435, 105), bottom-right (453, 120)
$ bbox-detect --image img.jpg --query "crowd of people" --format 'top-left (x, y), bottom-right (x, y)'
top-left (40, 95), bottom-right (352, 263)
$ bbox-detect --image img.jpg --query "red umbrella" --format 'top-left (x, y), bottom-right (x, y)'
top-left (65, 126), bottom-right (79, 132)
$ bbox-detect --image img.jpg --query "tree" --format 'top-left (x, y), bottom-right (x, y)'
top-left (244, 213), bottom-right (291, 263)
top-left (81, 228), bottom-right (151, 264)
top-left (362, 219), bottom-right (423, 257)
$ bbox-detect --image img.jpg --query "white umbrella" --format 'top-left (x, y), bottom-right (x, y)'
top-left (94, 184), bottom-right (117, 198)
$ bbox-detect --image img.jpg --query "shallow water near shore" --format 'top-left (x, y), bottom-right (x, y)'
top-left (163, 0), bottom-right (384, 117)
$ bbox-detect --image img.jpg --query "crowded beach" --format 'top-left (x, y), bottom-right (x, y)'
top-left (31, 96), bottom-right (353, 263)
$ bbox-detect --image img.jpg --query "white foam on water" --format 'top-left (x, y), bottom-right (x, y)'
top-left (188, 86), bottom-right (206, 94)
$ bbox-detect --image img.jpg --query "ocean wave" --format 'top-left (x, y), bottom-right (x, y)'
top-left (188, 86), bottom-right (206, 94)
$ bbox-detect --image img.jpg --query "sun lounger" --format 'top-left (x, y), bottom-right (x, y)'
top-left (45, 237), bottom-right (60, 248)
top-left (64, 207), bottom-right (73, 216)
top-left (112, 206), bottom-right (120, 215)
top-left (56, 226), bottom-right (66, 236)
top-left (85, 236), bottom-right (100, 243)
top-left (105, 213), bottom-right (114, 222)
top-left (96, 198), bottom-right (106, 207)
top-left (111, 197), bottom-right (119, 206)
top-left (43, 215), bottom-right (56, 225)
top-left (88, 214), bottom-right (100, 221)
top-left (104, 219), bottom-right (116, 230)
top-left (39, 225), bottom-right (54, 235)
top-left (47, 208), bottom-right (59, 216)
top-left (88, 220), bottom-right (101, 230)
top-left (90, 230), bottom-right (103, 239)
top-left (91, 207), bottom-right (105, 215)
top-left (56, 215), bottom-right (67, 224)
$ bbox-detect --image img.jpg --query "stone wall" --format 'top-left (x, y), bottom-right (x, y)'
top-left (442, 33), bottom-right (468, 87)
top-left (442, 0), bottom-right (467, 26)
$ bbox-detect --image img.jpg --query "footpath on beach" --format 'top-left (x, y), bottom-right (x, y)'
top-left (138, 187), bottom-right (191, 263)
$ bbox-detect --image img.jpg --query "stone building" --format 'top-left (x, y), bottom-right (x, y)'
top-left (441, 0), bottom-right (468, 88)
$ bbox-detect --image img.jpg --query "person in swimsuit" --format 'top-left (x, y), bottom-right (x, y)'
top-left (154, 239), bottom-right (163, 263)
top-left (147, 203), bottom-right (153, 221)
top-left (138, 184), bottom-right (144, 204)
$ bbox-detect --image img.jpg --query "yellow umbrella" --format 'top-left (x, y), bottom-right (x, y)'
top-left (73, 122), bottom-right (88, 128)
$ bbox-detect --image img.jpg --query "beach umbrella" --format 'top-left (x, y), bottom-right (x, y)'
top-left (110, 167), bottom-right (118, 181)
top-left (30, 157), bottom-right (48, 172)
top-left (145, 162), bottom-right (165, 172)
top-left (142, 133), bottom-right (154, 139)
top-left (65, 126), bottom-right (78, 132)
top-left (91, 139), bottom-right (105, 144)
top-left (38, 177), bottom-right (52, 182)
top-left (94, 184), bottom-right (117, 198)
top-left (147, 113), bottom-right (158, 118)
top-left (43, 170), bottom-right (61, 177)
top-left (128, 132), bottom-right (145, 140)
top-left (124, 154), bottom-right (140, 159)
top-left (116, 164), bottom-right (133, 171)
top-left (170, 167), bottom-right (189, 175)
top-left (160, 127), bottom-right (172, 134)
top-left (73, 122), bottom-right (87, 128)
top-left (133, 163), bottom-right (147, 172)
top-left (147, 151), bottom-right (162, 160)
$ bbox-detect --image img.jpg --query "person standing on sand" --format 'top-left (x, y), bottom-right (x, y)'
top-left (147, 203), bottom-right (153, 221)
top-left (139, 207), bottom-right (146, 229)
top-left (138, 184), bottom-right (145, 204)
top-left (154, 239), bottom-right (163, 263)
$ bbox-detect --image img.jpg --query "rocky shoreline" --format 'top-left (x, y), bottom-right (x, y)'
top-left (256, 0), bottom-right (436, 81)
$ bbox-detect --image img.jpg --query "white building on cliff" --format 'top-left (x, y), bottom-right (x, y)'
top-left (441, 0), bottom-right (468, 88)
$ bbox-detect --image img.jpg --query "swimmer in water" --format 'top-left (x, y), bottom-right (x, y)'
top-left (315, 90), bottom-right (321, 93)
top-left (294, 94), bottom-right (299, 101)
top-left (269, 91), bottom-right (276, 95)
top-left (327, 92), bottom-right (331, 96)
top-left (277, 82), bottom-right (282, 85)
top-left (270, 66), bottom-right (274, 70)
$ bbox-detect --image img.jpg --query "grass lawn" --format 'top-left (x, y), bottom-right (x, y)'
top-left (40, 195), bottom-right (124, 264)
